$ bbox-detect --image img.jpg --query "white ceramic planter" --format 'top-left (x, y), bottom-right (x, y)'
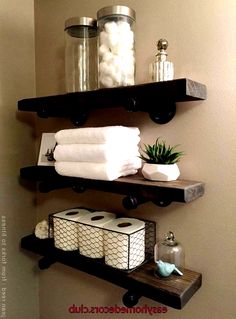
top-left (141, 163), bottom-right (180, 181)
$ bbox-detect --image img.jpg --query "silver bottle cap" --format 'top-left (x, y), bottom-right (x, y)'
top-left (97, 5), bottom-right (136, 21)
top-left (65, 17), bottom-right (97, 38)
top-left (164, 231), bottom-right (176, 246)
top-left (157, 39), bottom-right (169, 52)
top-left (65, 17), bottom-right (97, 30)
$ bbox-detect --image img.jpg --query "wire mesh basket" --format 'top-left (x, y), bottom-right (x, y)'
top-left (49, 207), bottom-right (156, 272)
top-left (50, 207), bottom-right (93, 251)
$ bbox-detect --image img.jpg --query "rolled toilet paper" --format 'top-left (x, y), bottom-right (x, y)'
top-left (104, 218), bottom-right (145, 270)
top-left (53, 208), bottom-right (91, 251)
top-left (78, 211), bottom-right (116, 258)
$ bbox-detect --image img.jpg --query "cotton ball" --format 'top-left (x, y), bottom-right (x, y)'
top-left (99, 31), bottom-right (109, 47)
top-left (115, 51), bottom-right (134, 71)
top-left (111, 69), bottom-right (122, 85)
top-left (112, 55), bottom-right (122, 70)
top-left (102, 51), bottom-right (114, 63)
top-left (99, 61), bottom-right (116, 77)
top-left (121, 74), bottom-right (134, 85)
top-left (125, 76), bottom-right (135, 86)
top-left (114, 45), bottom-right (131, 57)
top-left (108, 56), bottom-right (122, 79)
top-left (117, 20), bottom-right (131, 34)
top-left (99, 61), bottom-right (110, 75)
top-left (126, 51), bottom-right (135, 65)
top-left (99, 20), bottom-right (135, 87)
top-left (111, 44), bottom-right (119, 55)
top-left (127, 30), bottom-right (135, 46)
top-left (119, 56), bottom-right (135, 84)
top-left (113, 34), bottom-right (134, 55)
top-left (107, 33), bottom-right (119, 50)
top-left (100, 75), bottom-right (114, 88)
top-left (112, 41), bottom-right (126, 55)
top-left (110, 57), bottom-right (126, 85)
top-left (106, 63), bottom-right (117, 78)
top-left (35, 220), bottom-right (49, 239)
top-left (121, 58), bottom-right (135, 76)
top-left (104, 21), bottom-right (119, 34)
top-left (121, 31), bottom-right (134, 49)
top-left (99, 44), bottom-right (109, 56)
top-left (121, 50), bottom-right (135, 63)
top-left (114, 56), bottom-right (134, 82)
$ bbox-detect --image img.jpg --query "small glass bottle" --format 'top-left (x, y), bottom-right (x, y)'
top-left (64, 17), bottom-right (98, 92)
top-left (97, 5), bottom-right (136, 88)
top-left (154, 231), bottom-right (185, 267)
top-left (150, 39), bottom-right (174, 82)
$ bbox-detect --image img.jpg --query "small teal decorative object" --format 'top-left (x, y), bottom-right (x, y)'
top-left (156, 260), bottom-right (183, 277)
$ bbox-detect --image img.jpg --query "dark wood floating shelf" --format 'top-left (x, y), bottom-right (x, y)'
top-left (18, 78), bottom-right (207, 125)
top-left (20, 166), bottom-right (204, 209)
top-left (21, 234), bottom-right (202, 309)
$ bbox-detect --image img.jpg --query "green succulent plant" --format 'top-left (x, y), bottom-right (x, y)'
top-left (140, 138), bottom-right (184, 164)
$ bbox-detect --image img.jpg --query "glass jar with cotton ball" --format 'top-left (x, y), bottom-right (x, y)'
top-left (97, 5), bottom-right (136, 88)
top-left (64, 17), bottom-right (98, 92)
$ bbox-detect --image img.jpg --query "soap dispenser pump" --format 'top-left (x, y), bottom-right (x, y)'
top-left (150, 38), bottom-right (174, 82)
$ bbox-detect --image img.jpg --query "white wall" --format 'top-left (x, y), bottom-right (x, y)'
top-left (33, 1), bottom-right (236, 318)
top-left (0, 1), bottom-right (38, 318)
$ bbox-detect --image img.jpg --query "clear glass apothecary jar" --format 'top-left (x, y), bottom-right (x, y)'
top-left (97, 5), bottom-right (136, 88)
top-left (64, 17), bottom-right (98, 92)
top-left (149, 39), bottom-right (174, 82)
top-left (154, 231), bottom-right (185, 267)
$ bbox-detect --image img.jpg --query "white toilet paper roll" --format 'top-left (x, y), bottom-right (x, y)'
top-left (53, 208), bottom-right (91, 251)
top-left (104, 218), bottom-right (145, 270)
top-left (78, 211), bottom-right (116, 258)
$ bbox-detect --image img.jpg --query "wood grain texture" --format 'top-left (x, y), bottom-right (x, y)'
top-left (20, 166), bottom-right (205, 204)
top-left (18, 78), bottom-right (207, 117)
top-left (21, 234), bottom-right (202, 309)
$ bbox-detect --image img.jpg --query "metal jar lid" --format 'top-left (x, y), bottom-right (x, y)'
top-left (97, 5), bottom-right (136, 21)
top-left (65, 17), bottom-right (97, 30)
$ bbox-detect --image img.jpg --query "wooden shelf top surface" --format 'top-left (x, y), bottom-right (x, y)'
top-left (20, 166), bottom-right (204, 204)
top-left (18, 78), bottom-right (207, 113)
top-left (21, 234), bottom-right (202, 309)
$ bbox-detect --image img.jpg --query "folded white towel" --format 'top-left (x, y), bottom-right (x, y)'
top-left (54, 144), bottom-right (140, 163)
top-left (55, 160), bottom-right (141, 181)
top-left (55, 126), bottom-right (140, 145)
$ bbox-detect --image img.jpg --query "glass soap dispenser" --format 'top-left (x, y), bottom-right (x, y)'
top-left (154, 231), bottom-right (185, 267)
top-left (150, 38), bottom-right (174, 82)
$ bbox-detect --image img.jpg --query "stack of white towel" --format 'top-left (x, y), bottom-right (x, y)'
top-left (54, 126), bottom-right (142, 181)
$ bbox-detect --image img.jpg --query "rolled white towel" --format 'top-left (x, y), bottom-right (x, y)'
top-left (54, 143), bottom-right (140, 163)
top-left (55, 159), bottom-right (141, 181)
top-left (55, 126), bottom-right (140, 145)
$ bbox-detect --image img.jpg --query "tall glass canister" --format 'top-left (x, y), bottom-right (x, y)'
top-left (97, 5), bottom-right (136, 88)
top-left (64, 17), bottom-right (98, 92)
